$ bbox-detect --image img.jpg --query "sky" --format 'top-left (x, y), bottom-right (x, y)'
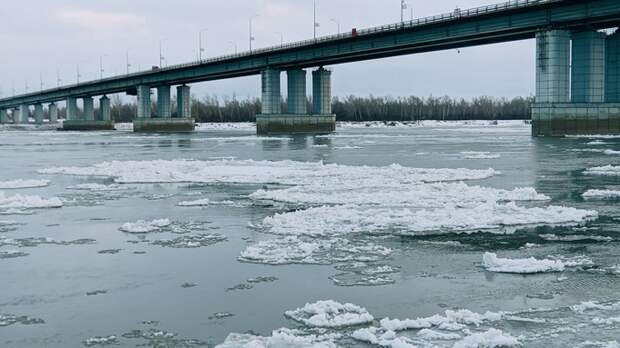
top-left (0, 0), bottom-right (536, 101)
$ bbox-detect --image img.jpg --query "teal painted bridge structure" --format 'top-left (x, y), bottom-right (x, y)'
top-left (1, 0), bottom-right (620, 134)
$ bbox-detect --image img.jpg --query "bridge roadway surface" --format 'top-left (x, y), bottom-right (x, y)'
top-left (1, 0), bottom-right (620, 109)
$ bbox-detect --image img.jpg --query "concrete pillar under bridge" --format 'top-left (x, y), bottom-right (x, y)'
top-left (133, 84), bottom-right (194, 133)
top-left (34, 104), bottom-right (44, 125)
top-left (0, 109), bottom-right (7, 124)
top-left (49, 103), bottom-right (58, 123)
top-left (256, 67), bottom-right (335, 135)
top-left (17, 104), bottom-right (29, 124)
top-left (533, 29), bottom-right (620, 136)
top-left (63, 95), bottom-right (115, 131)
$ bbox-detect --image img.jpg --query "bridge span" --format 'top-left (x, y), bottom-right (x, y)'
top-left (1, 0), bottom-right (620, 135)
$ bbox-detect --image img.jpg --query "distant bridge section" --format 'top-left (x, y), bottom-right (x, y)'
top-left (1, 0), bottom-right (620, 134)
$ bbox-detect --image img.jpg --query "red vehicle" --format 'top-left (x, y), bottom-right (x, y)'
top-left (352, 28), bottom-right (358, 37)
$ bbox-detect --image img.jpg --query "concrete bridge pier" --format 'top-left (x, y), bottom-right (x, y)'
top-left (63, 95), bottom-right (114, 131)
top-left (66, 97), bottom-right (78, 121)
top-left (0, 109), bottom-right (7, 124)
top-left (49, 103), bottom-right (58, 123)
top-left (17, 104), bottom-right (29, 124)
top-left (100, 96), bottom-right (111, 121)
top-left (83, 97), bottom-right (94, 121)
top-left (133, 84), bottom-right (194, 132)
top-left (176, 85), bottom-right (191, 118)
top-left (34, 104), bottom-right (44, 125)
top-left (533, 29), bottom-right (620, 136)
top-left (256, 67), bottom-right (335, 135)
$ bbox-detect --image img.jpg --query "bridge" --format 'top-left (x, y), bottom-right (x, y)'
top-left (1, 0), bottom-right (620, 135)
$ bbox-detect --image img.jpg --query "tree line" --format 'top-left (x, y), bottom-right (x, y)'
top-left (53, 94), bottom-right (533, 122)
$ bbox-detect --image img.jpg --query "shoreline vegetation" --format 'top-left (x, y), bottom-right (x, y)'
top-left (49, 95), bottom-right (534, 123)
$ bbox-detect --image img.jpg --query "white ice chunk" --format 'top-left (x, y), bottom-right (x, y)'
top-left (583, 189), bottom-right (620, 199)
top-left (119, 218), bottom-right (171, 233)
top-left (482, 252), bottom-right (565, 274)
top-left (0, 179), bottom-right (50, 189)
top-left (584, 165), bottom-right (620, 176)
top-left (284, 300), bottom-right (374, 328)
top-left (216, 328), bottom-right (338, 348)
top-left (0, 192), bottom-right (62, 209)
top-left (452, 328), bottom-right (521, 348)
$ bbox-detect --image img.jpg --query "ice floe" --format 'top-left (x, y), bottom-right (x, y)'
top-left (284, 300), bottom-right (374, 328)
top-left (482, 252), bottom-right (593, 274)
top-left (67, 183), bottom-right (126, 191)
top-left (0, 179), bottom-right (50, 189)
top-left (0, 192), bottom-right (62, 210)
top-left (216, 328), bottom-right (338, 348)
top-left (83, 335), bottom-right (118, 346)
top-left (38, 159), bottom-right (499, 185)
top-left (119, 219), bottom-right (171, 233)
top-left (452, 328), bottom-right (521, 348)
top-left (259, 202), bottom-right (596, 237)
top-left (583, 189), bottom-right (620, 199)
top-left (461, 151), bottom-right (501, 159)
top-left (0, 250), bottom-right (29, 259)
top-left (584, 165), bottom-right (620, 176)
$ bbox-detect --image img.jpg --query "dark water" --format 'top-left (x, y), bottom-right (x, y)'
top-left (0, 121), bottom-right (619, 347)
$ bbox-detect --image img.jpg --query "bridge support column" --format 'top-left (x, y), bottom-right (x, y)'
top-left (261, 68), bottom-right (281, 114)
top-left (17, 104), bottom-right (29, 124)
top-left (0, 109), bottom-right (7, 124)
top-left (63, 96), bottom-right (114, 131)
top-left (605, 31), bottom-right (620, 103)
top-left (83, 97), bottom-right (94, 121)
top-left (256, 67), bottom-right (335, 135)
top-left (133, 85), bottom-right (193, 132)
top-left (49, 103), bottom-right (58, 123)
top-left (100, 96), bottom-right (111, 121)
top-left (176, 85), bottom-right (191, 118)
top-left (66, 97), bottom-right (78, 121)
top-left (137, 85), bottom-right (151, 119)
top-left (157, 86), bottom-right (171, 118)
top-left (312, 67), bottom-right (332, 114)
top-left (287, 69), bottom-right (307, 114)
top-left (572, 31), bottom-right (606, 103)
top-left (34, 104), bottom-right (44, 125)
top-left (533, 29), bottom-right (620, 136)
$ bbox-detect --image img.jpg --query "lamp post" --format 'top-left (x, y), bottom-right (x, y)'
top-left (249, 15), bottom-right (259, 52)
top-left (159, 39), bottom-right (167, 67)
top-left (126, 50), bottom-right (132, 74)
top-left (401, 0), bottom-right (407, 22)
top-left (56, 70), bottom-right (61, 87)
top-left (274, 32), bottom-right (284, 46)
top-left (199, 28), bottom-right (208, 60)
top-left (99, 54), bottom-right (108, 79)
top-left (228, 41), bottom-right (238, 54)
top-left (330, 18), bottom-right (340, 34)
top-left (313, 0), bottom-right (320, 40)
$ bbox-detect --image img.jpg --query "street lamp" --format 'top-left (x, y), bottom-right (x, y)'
top-left (401, 0), bottom-right (408, 23)
top-left (249, 15), bottom-right (259, 52)
top-left (126, 50), bottom-right (132, 74)
top-left (274, 32), bottom-right (284, 46)
top-left (199, 28), bottom-right (208, 60)
top-left (313, 0), bottom-right (320, 40)
top-left (56, 70), bottom-right (61, 87)
top-left (159, 39), bottom-right (167, 67)
top-left (330, 18), bottom-right (340, 34)
top-left (76, 64), bottom-right (81, 83)
top-left (99, 54), bottom-right (108, 79)
top-left (228, 41), bottom-right (238, 54)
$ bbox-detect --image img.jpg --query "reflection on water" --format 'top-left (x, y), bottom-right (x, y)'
top-left (0, 122), bottom-right (619, 347)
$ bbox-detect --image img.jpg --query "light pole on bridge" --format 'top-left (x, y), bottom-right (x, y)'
top-left (249, 15), bottom-right (259, 52)
top-left (330, 18), bottom-right (340, 35)
top-left (199, 28), bottom-right (208, 61)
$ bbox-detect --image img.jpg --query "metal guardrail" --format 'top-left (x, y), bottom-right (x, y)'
top-left (1, 0), bottom-right (558, 103)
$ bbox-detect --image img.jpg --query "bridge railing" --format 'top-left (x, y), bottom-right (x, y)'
top-left (1, 0), bottom-right (559, 102)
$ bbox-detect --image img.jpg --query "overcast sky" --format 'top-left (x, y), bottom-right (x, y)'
top-left (0, 0), bottom-right (535, 100)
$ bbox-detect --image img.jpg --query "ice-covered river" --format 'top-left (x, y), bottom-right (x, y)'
top-left (1, 120), bottom-right (619, 347)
